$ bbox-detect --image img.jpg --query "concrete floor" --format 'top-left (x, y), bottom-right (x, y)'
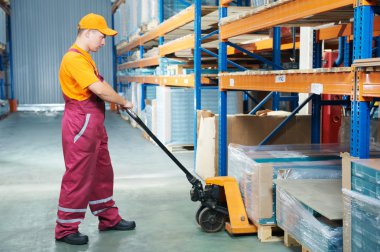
top-left (0, 111), bottom-right (300, 252)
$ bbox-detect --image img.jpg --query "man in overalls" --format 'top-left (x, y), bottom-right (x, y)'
top-left (55, 13), bottom-right (135, 245)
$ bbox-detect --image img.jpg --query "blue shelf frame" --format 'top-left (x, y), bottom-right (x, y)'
top-left (218, 7), bottom-right (299, 176)
top-left (350, 4), bottom-right (375, 158)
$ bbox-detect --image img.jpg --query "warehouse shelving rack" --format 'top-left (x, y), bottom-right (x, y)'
top-left (114, 1), bottom-right (262, 150)
top-left (217, 0), bottom-right (380, 175)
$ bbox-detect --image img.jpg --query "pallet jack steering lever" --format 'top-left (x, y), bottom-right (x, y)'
top-left (125, 109), bottom-right (204, 202)
top-left (125, 109), bottom-right (256, 234)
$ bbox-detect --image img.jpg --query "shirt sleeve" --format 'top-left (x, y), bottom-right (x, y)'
top-left (66, 56), bottom-right (100, 89)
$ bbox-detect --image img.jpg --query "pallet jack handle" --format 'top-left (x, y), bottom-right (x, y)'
top-left (125, 109), bottom-right (202, 190)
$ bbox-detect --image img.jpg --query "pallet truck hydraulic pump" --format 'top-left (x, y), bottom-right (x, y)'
top-left (126, 109), bottom-right (257, 234)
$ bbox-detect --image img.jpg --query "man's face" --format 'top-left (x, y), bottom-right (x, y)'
top-left (87, 30), bottom-right (106, 52)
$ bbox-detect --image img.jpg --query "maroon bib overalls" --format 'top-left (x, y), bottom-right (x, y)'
top-left (55, 49), bottom-right (121, 239)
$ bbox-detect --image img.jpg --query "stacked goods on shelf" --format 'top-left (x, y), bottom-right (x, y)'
top-left (250, 0), bottom-right (273, 7)
top-left (157, 58), bottom-right (186, 76)
top-left (114, 0), bottom-right (158, 44)
top-left (140, 86), bottom-right (158, 135)
top-left (144, 48), bottom-right (159, 58)
top-left (164, 0), bottom-right (217, 19)
top-left (156, 87), bottom-right (193, 145)
top-left (146, 85), bottom-right (157, 100)
top-left (227, 143), bottom-right (345, 225)
top-left (276, 177), bottom-right (343, 252)
top-left (115, 0), bottom-right (220, 45)
top-left (195, 113), bottom-right (312, 179)
top-left (113, 2), bottom-right (127, 45)
top-left (342, 158), bottom-right (380, 252)
top-left (120, 83), bottom-right (157, 125)
top-left (156, 87), bottom-right (243, 145)
top-left (140, 100), bottom-right (156, 136)
top-left (201, 89), bottom-right (241, 115)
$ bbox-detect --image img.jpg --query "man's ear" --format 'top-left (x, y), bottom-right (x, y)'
top-left (84, 29), bottom-right (91, 38)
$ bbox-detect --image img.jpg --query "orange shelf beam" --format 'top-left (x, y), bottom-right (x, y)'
top-left (139, 56), bottom-right (160, 68)
top-left (118, 75), bottom-right (215, 87)
top-left (140, 29), bottom-right (160, 45)
top-left (118, 61), bottom-right (139, 70)
top-left (117, 39), bottom-right (140, 55)
top-left (118, 56), bottom-right (160, 70)
top-left (317, 16), bottom-right (380, 41)
top-left (220, 0), bottom-right (352, 40)
top-left (161, 75), bottom-right (214, 87)
top-left (140, 5), bottom-right (195, 45)
top-left (359, 71), bottom-right (380, 99)
top-left (220, 0), bottom-right (233, 7)
top-left (117, 5), bottom-right (218, 53)
top-left (219, 69), bottom-right (353, 95)
top-left (159, 35), bottom-right (195, 56)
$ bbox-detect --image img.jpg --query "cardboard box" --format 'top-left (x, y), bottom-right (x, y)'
top-left (195, 110), bottom-right (312, 179)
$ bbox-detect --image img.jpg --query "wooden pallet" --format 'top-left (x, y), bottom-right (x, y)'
top-left (255, 223), bottom-right (284, 242)
top-left (284, 231), bottom-right (311, 252)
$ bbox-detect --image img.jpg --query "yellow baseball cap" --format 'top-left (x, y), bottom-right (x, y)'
top-left (78, 13), bottom-right (118, 36)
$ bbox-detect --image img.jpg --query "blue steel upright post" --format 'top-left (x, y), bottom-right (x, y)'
top-left (218, 3), bottom-right (228, 176)
top-left (7, 15), bottom-right (14, 101)
top-left (351, 2), bottom-right (374, 158)
top-left (311, 31), bottom-right (322, 143)
top-left (140, 46), bottom-right (146, 111)
top-left (159, 0), bottom-right (164, 45)
top-left (194, 0), bottom-right (202, 152)
top-left (272, 27), bottom-right (281, 110)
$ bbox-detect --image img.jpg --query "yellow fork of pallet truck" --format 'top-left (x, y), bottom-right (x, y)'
top-left (205, 176), bottom-right (257, 234)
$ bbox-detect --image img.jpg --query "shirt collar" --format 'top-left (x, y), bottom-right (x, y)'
top-left (72, 44), bottom-right (93, 61)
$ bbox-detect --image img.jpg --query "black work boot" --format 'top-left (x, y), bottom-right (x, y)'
top-left (56, 232), bottom-right (89, 245)
top-left (104, 219), bottom-right (136, 231)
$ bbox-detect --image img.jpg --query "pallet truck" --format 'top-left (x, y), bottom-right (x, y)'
top-left (126, 109), bottom-right (257, 234)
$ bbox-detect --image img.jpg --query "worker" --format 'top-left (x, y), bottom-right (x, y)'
top-left (55, 13), bottom-right (135, 245)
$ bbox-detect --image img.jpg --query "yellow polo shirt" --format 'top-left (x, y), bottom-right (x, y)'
top-left (59, 44), bottom-right (100, 101)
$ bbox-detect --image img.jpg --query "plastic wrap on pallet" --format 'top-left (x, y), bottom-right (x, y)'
top-left (201, 89), bottom-right (242, 114)
top-left (229, 143), bottom-right (349, 161)
top-left (146, 85), bottom-right (157, 100)
top-left (343, 189), bottom-right (380, 252)
top-left (140, 104), bottom-right (153, 130)
top-left (156, 86), bottom-right (194, 145)
top-left (276, 180), bottom-right (343, 252)
top-left (228, 143), bottom-right (343, 225)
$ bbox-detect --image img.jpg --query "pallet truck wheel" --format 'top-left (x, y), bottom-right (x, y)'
top-left (195, 205), bottom-right (205, 225)
top-left (198, 207), bottom-right (225, 233)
